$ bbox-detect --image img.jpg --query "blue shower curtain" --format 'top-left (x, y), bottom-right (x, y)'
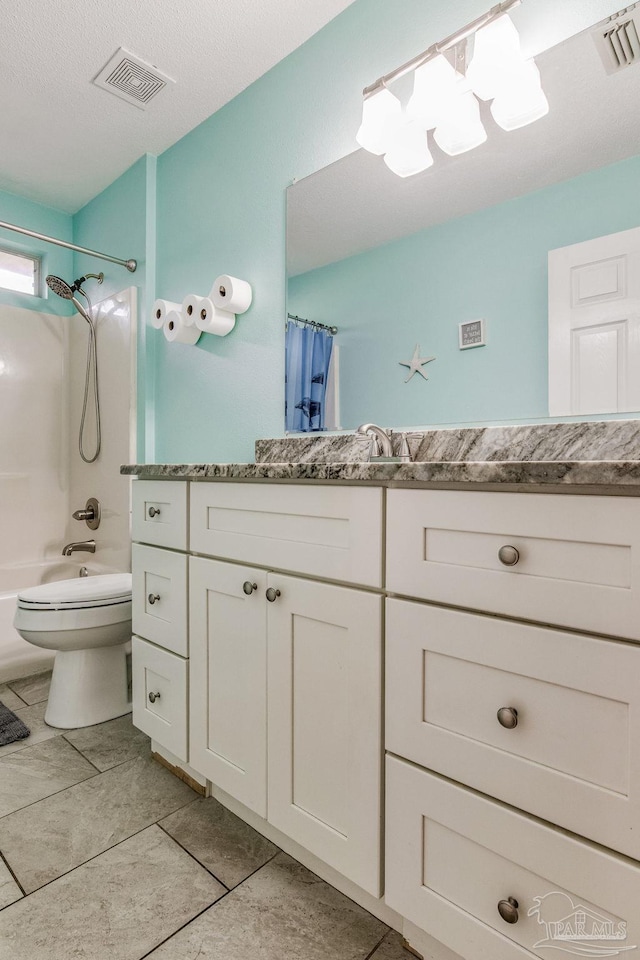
top-left (285, 321), bottom-right (334, 432)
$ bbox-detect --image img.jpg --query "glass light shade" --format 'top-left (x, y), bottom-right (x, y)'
top-left (383, 121), bottom-right (434, 177)
top-left (356, 87), bottom-right (402, 155)
top-left (433, 92), bottom-right (487, 155)
top-left (466, 14), bottom-right (525, 100)
top-left (491, 79), bottom-right (549, 130)
top-left (407, 54), bottom-right (468, 130)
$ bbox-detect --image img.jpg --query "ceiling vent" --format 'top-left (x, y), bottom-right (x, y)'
top-left (92, 48), bottom-right (175, 109)
top-left (593, 5), bottom-right (640, 74)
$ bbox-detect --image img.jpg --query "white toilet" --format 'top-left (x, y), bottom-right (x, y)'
top-left (14, 573), bottom-right (132, 729)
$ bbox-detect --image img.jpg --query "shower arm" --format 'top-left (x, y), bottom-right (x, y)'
top-left (0, 219), bottom-right (136, 273)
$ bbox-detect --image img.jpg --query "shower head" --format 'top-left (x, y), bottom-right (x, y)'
top-left (46, 274), bottom-right (75, 299)
top-left (46, 272), bottom-right (104, 299)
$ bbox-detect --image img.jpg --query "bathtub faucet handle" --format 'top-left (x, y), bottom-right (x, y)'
top-left (72, 498), bottom-right (100, 531)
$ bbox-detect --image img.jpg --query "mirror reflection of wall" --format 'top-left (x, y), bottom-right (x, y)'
top-left (285, 17), bottom-right (640, 433)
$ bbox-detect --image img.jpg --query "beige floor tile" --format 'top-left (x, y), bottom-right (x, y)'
top-left (160, 796), bottom-right (278, 888)
top-left (0, 825), bottom-right (225, 960)
top-left (7, 671), bottom-right (52, 706)
top-left (0, 737), bottom-right (96, 819)
top-left (0, 859), bottom-right (22, 911)
top-left (0, 685), bottom-right (26, 712)
top-left (0, 755), bottom-right (196, 893)
top-left (0, 703), bottom-right (65, 761)
top-left (63, 714), bottom-right (150, 771)
top-left (146, 852), bottom-right (387, 960)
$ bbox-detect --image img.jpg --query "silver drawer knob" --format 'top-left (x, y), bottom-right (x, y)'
top-left (148, 593), bottom-right (160, 605)
top-left (243, 581), bottom-right (258, 595)
top-left (266, 587), bottom-right (281, 603)
top-left (148, 691), bottom-right (161, 703)
top-left (498, 544), bottom-right (519, 566)
top-left (148, 506), bottom-right (161, 518)
top-left (497, 897), bottom-right (519, 924)
top-left (497, 707), bottom-right (518, 729)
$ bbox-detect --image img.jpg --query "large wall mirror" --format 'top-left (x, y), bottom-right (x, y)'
top-left (286, 17), bottom-right (640, 433)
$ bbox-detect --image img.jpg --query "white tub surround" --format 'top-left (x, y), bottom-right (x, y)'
top-left (124, 421), bottom-right (640, 960)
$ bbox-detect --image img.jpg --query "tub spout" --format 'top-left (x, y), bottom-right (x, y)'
top-left (62, 540), bottom-right (96, 556)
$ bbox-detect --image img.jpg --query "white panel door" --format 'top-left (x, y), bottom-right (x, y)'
top-left (189, 557), bottom-right (268, 817)
top-left (267, 574), bottom-right (382, 896)
top-left (549, 226), bottom-right (640, 415)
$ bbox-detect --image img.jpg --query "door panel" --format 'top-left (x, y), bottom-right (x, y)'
top-left (266, 574), bottom-right (382, 896)
top-left (189, 557), bottom-right (268, 817)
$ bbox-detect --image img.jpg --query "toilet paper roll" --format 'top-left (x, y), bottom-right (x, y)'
top-left (151, 299), bottom-right (181, 329)
top-left (181, 293), bottom-right (208, 327)
top-left (195, 298), bottom-right (236, 337)
top-left (163, 310), bottom-right (201, 345)
top-left (211, 275), bottom-right (252, 314)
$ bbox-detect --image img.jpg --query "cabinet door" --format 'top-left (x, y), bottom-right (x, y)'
top-left (267, 574), bottom-right (382, 896)
top-left (189, 557), bottom-right (268, 817)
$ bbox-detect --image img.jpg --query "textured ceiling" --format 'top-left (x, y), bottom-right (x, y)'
top-left (0, 0), bottom-right (356, 213)
top-left (288, 9), bottom-right (640, 276)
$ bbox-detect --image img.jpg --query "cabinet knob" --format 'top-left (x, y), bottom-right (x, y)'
top-left (498, 545), bottom-right (519, 566)
top-left (148, 506), bottom-right (161, 518)
top-left (497, 707), bottom-right (518, 729)
top-left (148, 593), bottom-right (160, 605)
top-left (148, 691), bottom-right (161, 704)
top-left (497, 897), bottom-right (519, 924)
top-left (243, 581), bottom-right (258, 596)
top-left (266, 587), bottom-right (281, 603)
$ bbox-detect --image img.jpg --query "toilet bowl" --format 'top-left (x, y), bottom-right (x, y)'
top-left (14, 573), bottom-right (132, 729)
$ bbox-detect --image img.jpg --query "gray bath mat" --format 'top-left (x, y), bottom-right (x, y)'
top-left (0, 701), bottom-right (30, 746)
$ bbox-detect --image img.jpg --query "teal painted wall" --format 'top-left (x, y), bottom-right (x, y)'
top-left (154, 0), bottom-right (543, 463)
top-left (289, 154), bottom-right (640, 430)
top-left (0, 189), bottom-right (72, 316)
top-left (73, 155), bottom-right (156, 460)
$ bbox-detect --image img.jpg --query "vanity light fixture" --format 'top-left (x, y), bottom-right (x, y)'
top-left (357, 0), bottom-right (549, 178)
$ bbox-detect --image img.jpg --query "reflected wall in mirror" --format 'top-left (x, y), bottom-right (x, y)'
top-left (286, 16), bottom-right (640, 432)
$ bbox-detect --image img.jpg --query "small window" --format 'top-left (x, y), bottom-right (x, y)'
top-left (0, 247), bottom-right (41, 296)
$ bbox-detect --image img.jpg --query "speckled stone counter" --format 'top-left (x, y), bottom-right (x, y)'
top-left (122, 420), bottom-right (640, 492)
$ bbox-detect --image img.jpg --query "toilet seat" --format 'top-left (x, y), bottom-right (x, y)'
top-left (17, 573), bottom-right (132, 611)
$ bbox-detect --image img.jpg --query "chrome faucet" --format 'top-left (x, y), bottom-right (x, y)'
top-left (62, 540), bottom-right (96, 556)
top-left (356, 423), bottom-right (394, 458)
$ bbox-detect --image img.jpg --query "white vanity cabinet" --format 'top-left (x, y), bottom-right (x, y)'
top-left (129, 474), bottom-right (640, 960)
top-left (135, 480), bottom-right (385, 898)
top-left (189, 556), bottom-right (383, 895)
top-left (385, 488), bottom-right (640, 960)
top-left (131, 480), bottom-right (189, 762)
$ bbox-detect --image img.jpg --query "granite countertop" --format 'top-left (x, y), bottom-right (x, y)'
top-left (121, 421), bottom-right (640, 491)
top-left (120, 459), bottom-right (640, 489)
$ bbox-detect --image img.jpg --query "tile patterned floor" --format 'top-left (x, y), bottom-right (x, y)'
top-left (0, 670), bottom-right (410, 960)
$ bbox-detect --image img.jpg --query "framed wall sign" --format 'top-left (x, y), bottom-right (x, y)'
top-left (459, 319), bottom-right (486, 349)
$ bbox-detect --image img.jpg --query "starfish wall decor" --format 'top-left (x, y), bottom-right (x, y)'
top-left (399, 344), bottom-right (435, 382)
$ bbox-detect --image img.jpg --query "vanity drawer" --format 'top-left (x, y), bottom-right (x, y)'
top-left (132, 480), bottom-right (188, 551)
top-left (132, 544), bottom-right (188, 657)
top-left (386, 756), bottom-right (640, 960)
top-left (132, 636), bottom-right (188, 762)
top-left (190, 482), bottom-right (383, 587)
top-left (386, 489), bottom-right (640, 639)
top-left (386, 598), bottom-right (640, 859)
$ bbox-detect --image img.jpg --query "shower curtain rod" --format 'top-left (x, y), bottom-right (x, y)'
top-left (0, 219), bottom-right (137, 273)
top-left (287, 313), bottom-right (337, 335)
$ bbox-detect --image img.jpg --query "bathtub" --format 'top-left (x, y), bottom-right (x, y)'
top-left (0, 560), bottom-right (123, 684)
